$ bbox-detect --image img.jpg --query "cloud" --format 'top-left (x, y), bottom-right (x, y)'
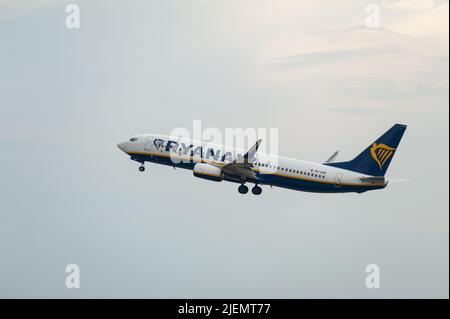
top-left (387, 1), bottom-right (449, 42)
top-left (325, 106), bottom-right (383, 114)
top-left (0, 0), bottom-right (55, 20)
top-left (262, 0), bottom-right (448, 83)
top-left (383, 0), bottom-right (436, 11)
top-left (270, 46), bottom-right (405, 70)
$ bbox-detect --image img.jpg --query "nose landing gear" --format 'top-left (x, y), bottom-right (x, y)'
top-left (138, 165), bottom-right (145, 172)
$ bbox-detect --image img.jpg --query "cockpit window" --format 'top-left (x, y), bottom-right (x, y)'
top-left (129, 137), bottom-right (138, 142)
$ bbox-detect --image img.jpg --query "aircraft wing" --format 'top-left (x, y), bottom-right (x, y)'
top-left (219, 139), bottom-right (262, 181)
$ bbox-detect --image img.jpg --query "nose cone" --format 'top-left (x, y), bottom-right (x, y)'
top-left (117, 141), bottom-right (128, 153)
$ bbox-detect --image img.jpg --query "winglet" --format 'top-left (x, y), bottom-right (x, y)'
top-left (324, 150), bottom-right (340, 164)
top-left (244, 139), bottom-right (262, 161)
top-left (234, 139), bottom-right (262, 164)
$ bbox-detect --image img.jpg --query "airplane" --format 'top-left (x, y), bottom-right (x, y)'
top-left (117, 124), bottom-right (407, 195)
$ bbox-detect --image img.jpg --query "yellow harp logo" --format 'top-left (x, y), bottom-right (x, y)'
top-left (370, 143), bottom-right (396, 170)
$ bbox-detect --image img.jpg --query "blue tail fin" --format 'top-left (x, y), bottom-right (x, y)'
top-left (326, 124), bottom-right (407, 176)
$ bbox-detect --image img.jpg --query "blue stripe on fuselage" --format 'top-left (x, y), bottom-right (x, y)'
top-left (128, 153), bottom-right (385, 194)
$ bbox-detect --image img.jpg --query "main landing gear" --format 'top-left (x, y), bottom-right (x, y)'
top-left (238, 184), bottom-right (249, 194)
top-left (238, 184), bottom-right (262, 195)
top-left (252, 185), bottom-right (262, 195)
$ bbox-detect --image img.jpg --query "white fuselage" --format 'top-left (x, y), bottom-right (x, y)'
top-left (118, 134), bottom-right (387, 194)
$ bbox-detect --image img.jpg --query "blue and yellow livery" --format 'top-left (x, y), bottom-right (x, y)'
top-left (117, 124), bottom-right (407, 195)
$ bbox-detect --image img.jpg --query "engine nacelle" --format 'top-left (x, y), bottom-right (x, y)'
top-left (193, 163), bottom-right (223, 182)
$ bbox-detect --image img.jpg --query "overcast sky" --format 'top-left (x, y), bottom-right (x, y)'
top-left (0, 0), bottom-right (448, 298)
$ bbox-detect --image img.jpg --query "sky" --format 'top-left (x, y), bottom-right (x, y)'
top-left (0, 0), bottom-right (448, 298)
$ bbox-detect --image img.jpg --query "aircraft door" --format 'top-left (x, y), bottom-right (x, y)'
top-left (335, 173), bottom-right (343, 188)
top-left (144, 137), bottom-right (153, 151)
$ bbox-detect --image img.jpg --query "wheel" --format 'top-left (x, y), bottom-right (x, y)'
top-left (139, 165), bottom-right (145, 172)
top-left (238, 184), bottom-right (249, 194)
top-left (252, 185), bottom-right (262, 195)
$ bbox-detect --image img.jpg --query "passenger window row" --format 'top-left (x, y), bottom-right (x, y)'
top-left (254, 162), bottom-right (326, 179)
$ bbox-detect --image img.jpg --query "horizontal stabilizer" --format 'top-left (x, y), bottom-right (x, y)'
top-left (360, 176), bottom-right (386, 185)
